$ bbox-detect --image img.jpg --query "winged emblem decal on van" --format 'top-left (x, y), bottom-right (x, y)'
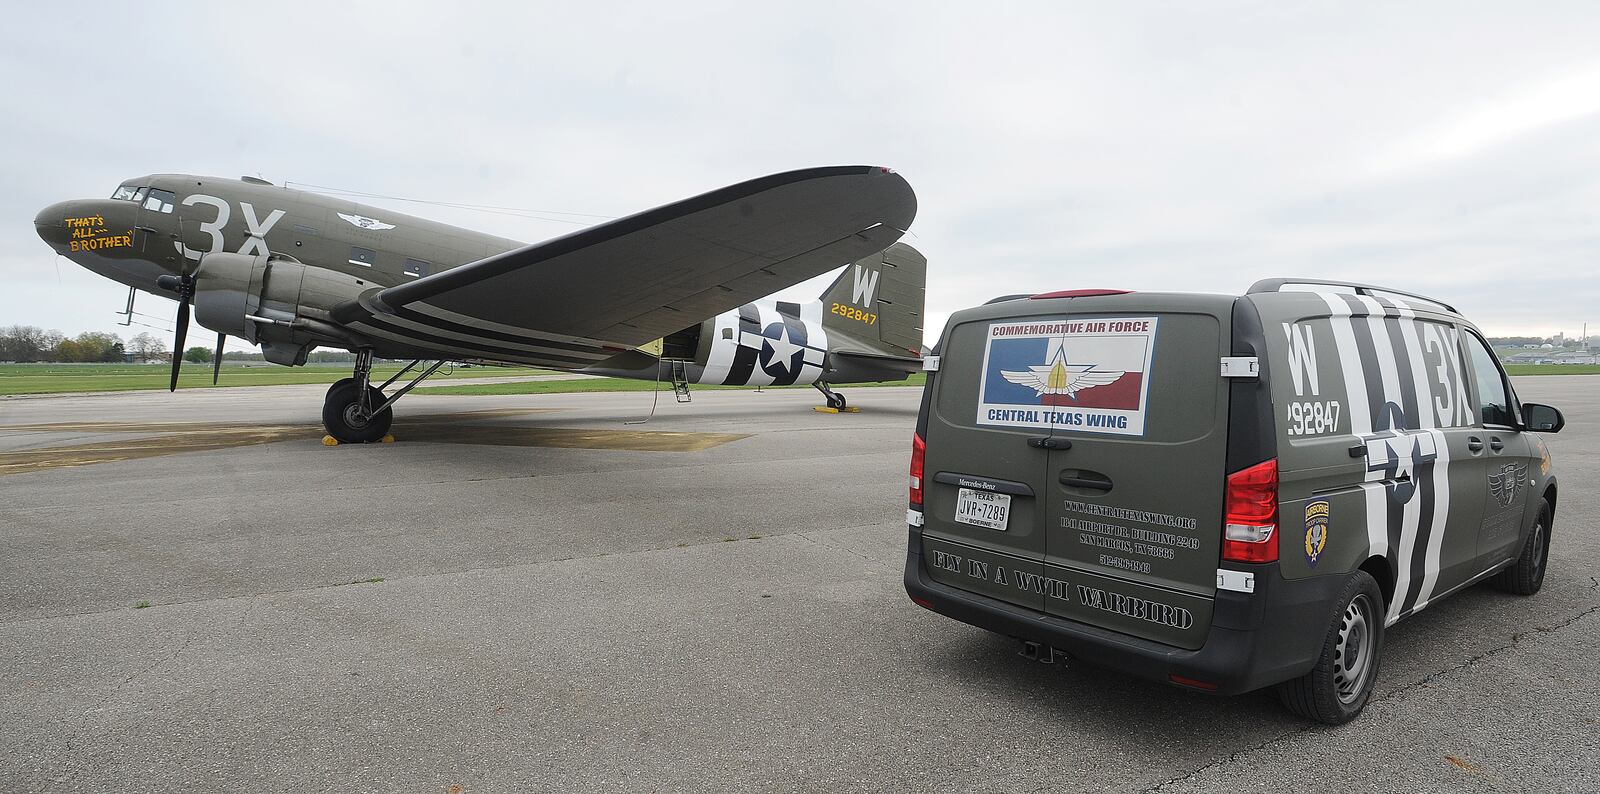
top-left (1001, 348), bottom-right (1124, 398)
top-left (1488, 462), bottom-right (1528, 508)
top-left (976, 317), bottom-right (1158, 436)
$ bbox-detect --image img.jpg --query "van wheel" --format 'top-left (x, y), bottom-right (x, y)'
top-left (1491, 501), bottom-right (1551, 595)
top-left (1277, 570), bottom-right (1385, 725)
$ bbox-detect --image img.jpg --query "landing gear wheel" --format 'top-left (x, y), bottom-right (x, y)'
top-left (815, 381), bottom-right (847, 410)
top-left (1277, 570), bottom-right (1384, 725)
top-left (1491, 500), bottom-right (1551, 595)
top-left (322, 381), bottom-right (392, 443)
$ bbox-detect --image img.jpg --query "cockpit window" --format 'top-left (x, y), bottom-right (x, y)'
top-left (143, 189), bottom-right (176, 213)
top-left (111, 184), bottom-right (140, 201)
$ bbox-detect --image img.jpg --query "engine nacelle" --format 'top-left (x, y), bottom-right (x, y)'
top-left (191, 252), bottom-right (369, 366)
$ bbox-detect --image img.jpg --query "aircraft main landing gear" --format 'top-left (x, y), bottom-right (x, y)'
top-left (321, 351), bottom-right (446, 443)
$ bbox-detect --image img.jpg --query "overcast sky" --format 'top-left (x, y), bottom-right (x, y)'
top-left (4, 1), bottom-right (1599, 348)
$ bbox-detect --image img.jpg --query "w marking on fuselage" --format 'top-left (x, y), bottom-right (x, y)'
top-left (1283, 322), bottom-right (1320, 396)
top-left (851, 264), bottom-right (880, 307)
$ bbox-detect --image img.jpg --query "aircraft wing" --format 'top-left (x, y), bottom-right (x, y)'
top-left (332, 166), bottom-right (916, 364)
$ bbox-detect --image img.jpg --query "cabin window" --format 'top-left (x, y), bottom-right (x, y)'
top-left (349, 246), bottom-right (377, 268)
top-left (143, 189), bottom-right (176, 213)
top-left (404, 259), bottom-right (430, 278)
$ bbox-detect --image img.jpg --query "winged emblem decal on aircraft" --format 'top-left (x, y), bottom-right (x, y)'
top-left (337, 212), bottom-right (397, 231)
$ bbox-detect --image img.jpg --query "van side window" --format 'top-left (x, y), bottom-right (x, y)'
top-left (1465, 333), bottom-right (1512, 426)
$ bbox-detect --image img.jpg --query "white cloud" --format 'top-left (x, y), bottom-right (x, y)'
top-left (3, 1), bottom-right (1598, 347)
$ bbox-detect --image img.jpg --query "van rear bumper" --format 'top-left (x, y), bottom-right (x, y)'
top-left (903, 530), bottom-right (1348, 696)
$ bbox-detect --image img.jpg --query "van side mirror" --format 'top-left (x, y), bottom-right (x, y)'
top-left (1521, 403), bottom-right (1564, 433)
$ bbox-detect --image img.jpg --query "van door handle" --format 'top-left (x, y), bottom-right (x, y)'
top-left (1489, 436), bottom-right (1504, 452)
top-left (1059, 473), bottom-right (1112, 491)
top-left (1027, 437), bottom-right (1071, 451)
top-left (1466, 436), bottom-right (1484, 453)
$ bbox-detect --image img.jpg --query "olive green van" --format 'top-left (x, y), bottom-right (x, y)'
top-left (903, 280), bottom-right (1564, 723)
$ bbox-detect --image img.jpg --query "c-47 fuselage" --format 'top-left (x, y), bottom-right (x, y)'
top-left (32, 168), bottom-right (923, 441)
top-left (35, 174), bottom-right (522, 307)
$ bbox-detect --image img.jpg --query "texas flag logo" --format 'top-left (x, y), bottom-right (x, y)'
top-left (978, 317), bottom-right (1158, 436)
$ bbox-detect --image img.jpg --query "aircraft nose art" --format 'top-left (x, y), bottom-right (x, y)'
top-left (33, 201), bottom-right (73, 247)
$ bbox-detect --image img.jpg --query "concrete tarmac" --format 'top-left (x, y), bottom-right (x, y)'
top-left (0, 377), bottom-right (1595, 793)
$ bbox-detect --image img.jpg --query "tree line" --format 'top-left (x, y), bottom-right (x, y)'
top-left (0, 325), bottom-right (154, 363)
top-left (1, 325), bottom-right (364, 363)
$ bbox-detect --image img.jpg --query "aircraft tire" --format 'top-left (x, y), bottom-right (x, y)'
top-left (326, 377), bottom-right (355, 399)
top-left (322, 381), bottom-right (393, 443)
top-left (828, 392), bottom-right (847, 410)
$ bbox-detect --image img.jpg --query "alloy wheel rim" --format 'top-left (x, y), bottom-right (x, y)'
top-left (1332, 593), bottom-right (1376, 705)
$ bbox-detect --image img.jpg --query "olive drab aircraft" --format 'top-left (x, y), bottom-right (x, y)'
top-left (33, 167), bottom-right (921, 442)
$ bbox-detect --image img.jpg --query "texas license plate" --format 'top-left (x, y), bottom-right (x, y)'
top-left (955, 488), bottom-right (1011, 531)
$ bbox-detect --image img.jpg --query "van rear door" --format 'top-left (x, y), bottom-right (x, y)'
top-left (920, 301), bottom-right (1074, 612)
top-left (1029, 294), bottom-right (1235, 650)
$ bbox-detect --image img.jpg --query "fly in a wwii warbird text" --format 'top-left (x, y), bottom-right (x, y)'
top-left (33, 168), bottom-right (922, 441)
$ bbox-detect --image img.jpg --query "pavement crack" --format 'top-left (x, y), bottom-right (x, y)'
top-left (1, 523), bottom-right (901, 627)
top-left (1375, 601), bottom-right (1600, 708)
top-left (792, 527), bottom-right (896, 574)
top-left (1140, 722), bottom-right (1321, 793)
top-left (1140, 602), bottom-right (1599, 792)
top-left (44, 600), bottom-right (259, 791)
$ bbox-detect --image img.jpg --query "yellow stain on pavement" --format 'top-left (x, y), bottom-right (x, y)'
top-left (0, 411), bottom-right (747, 475)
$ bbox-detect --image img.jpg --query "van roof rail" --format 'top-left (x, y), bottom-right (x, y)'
top-left (1246, 278), bottom-right (1458, 314)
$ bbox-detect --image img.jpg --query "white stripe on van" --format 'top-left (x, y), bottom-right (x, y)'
top-left (1316, 293), bottom-right (1372, 436)
top-left (1394, 309), bottom-right (1450, 609)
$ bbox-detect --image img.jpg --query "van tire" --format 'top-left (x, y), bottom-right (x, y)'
top-left (1491, 501), bottom-right (1551, 596)
top-left (1277, 570), bottom-right (1385, 725)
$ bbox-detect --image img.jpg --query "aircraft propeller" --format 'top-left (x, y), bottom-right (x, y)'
top-left (212, 332), bottom-right (225, 385)
top-left (154, 271), bottom-right (195, 392)
top-left (154, 269), bottom-right (231, 389)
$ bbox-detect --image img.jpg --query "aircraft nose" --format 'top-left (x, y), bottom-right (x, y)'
top-left (34, 201), bottom-right (73, 246)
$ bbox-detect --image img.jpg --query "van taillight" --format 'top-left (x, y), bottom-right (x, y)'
top-left (909, 433), bottom-right (926, 507)
top-left (1222, 458), bottom-right (1278, 563)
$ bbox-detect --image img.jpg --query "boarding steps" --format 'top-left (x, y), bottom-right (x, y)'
top-left (670, 359), bottom-right (692, 403)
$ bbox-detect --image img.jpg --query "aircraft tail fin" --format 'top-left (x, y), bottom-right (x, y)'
top-left (819, 242), bottom-right (926, 358)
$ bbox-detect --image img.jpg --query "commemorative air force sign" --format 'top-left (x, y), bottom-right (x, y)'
top-left (976, 317), bottom-right (1159, 437)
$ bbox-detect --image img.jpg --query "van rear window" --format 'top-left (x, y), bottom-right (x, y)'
top-left (936, 312), bottom-right (1221, 444)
